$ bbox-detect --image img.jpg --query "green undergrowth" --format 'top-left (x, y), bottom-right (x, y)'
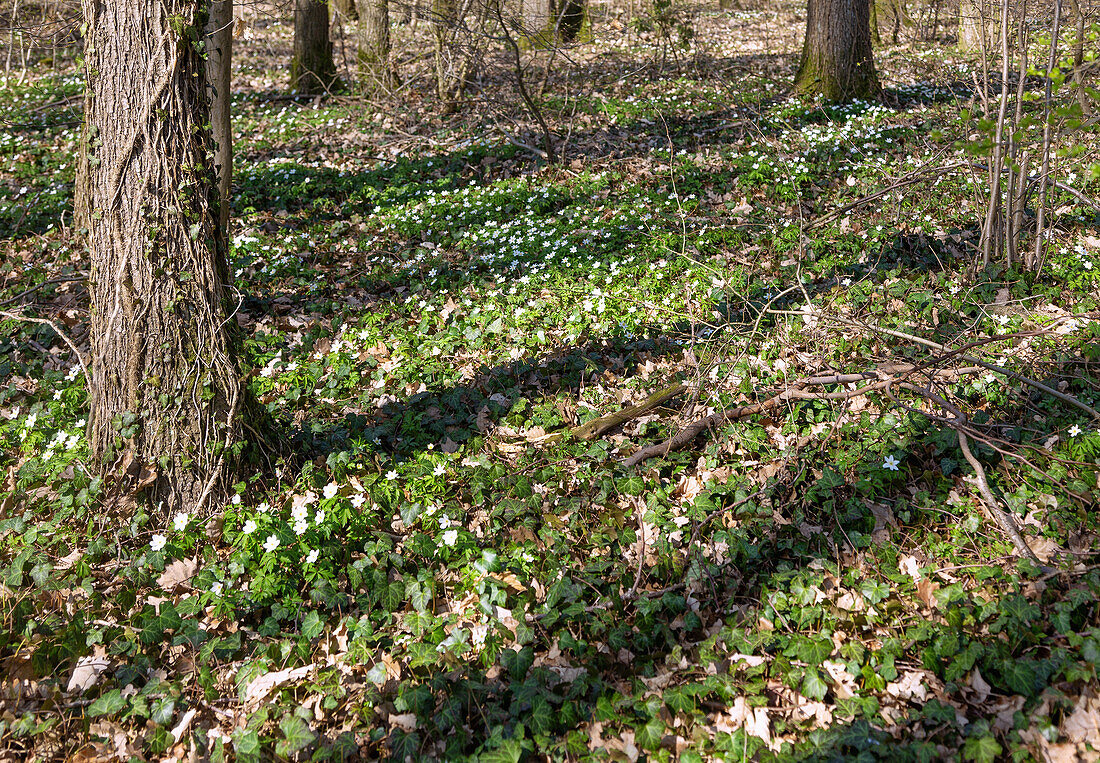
top-left (2, 19), bottom-right (1100, 763)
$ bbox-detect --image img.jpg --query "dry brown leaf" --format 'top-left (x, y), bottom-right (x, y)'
top-left (389, 713), bottom-right (418, 732)
top-left (66, 654), bottom-right (111, 694)
top-left (886, 670), bottom-right (929, 702)
top-left (1029, 536), bottom-right (1065, 563)
top-left (968, 668), bottom-right (991, 703)
top-left (823, 660), bottom-right (858, 700)
top-left (243, 665), bottom-right (312, 706)
top-left (156, 558), bottom-right (198, 591)
top-left (55, 548), bottom-right (84, 571)
top-left (916, 578), bottom-right (939, 609)
top-left (1063, 691), bottom-right (1100, 745)
top-left (476, 405), bottom-right (492, 432)
top-left (169, 707), bottom-right (198, 744)
top-left (867, 501), bottom-right (896, 545)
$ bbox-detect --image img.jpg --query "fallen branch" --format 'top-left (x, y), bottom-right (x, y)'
top-left (884, 380), bottom-right (1043, 564)
top-left (821, 315), bottom-right (1100, 423)
top-left (571, 382), bottom-right (684, 441)
top-left (810, 157), bottom-right (966, 230)
top-left (621, 363), bottom-right (981, 467)
top-left (959, 428), bottom-right (1043, 565)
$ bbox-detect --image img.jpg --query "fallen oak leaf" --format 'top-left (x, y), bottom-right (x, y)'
top-left (156, 557), bottom-right (198, 592)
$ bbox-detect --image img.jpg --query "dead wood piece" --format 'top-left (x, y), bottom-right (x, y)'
top-left (571, 382), bottom-right (684, 441)
top-left (957, 429), bottom-right (1043, 566)
top-left (621, 364), bottom-right (982, 468)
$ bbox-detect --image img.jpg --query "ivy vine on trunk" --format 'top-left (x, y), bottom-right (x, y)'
top-left (80, 0), bottom-right (268, 515)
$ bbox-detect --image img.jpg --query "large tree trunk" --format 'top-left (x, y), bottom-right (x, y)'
top-left (291, 0), bottom-right (338, 93)
top-left (357, 0), bottom-right (392, 88)
top-left (794, 0), bottom-right (880, 101)
top-left (205, 0), bottom-right (233, 232)
top-left (81, 0), bottom-right (255, 515)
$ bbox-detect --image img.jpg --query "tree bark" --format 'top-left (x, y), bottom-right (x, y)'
top-left (81, 0), bottom-right (257, 515)
top-left (333, 0), bottom-right (358, 20)
top-left (291, 0), bottom-right (338, 93)
top-left (520, 0), bottom-right (585, 44)
top-left (794, 0), bottom-right (880, 101)
top-left (357, 0), bottom-right (392, 88)
top-left (205, 0), bottom-right (232, 232)
top-left (958, 0), bottom-right (996, 52)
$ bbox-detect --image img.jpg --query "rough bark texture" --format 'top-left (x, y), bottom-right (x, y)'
top-left (291, 0), bottom-right (337, 93)
top-left (357, 0), bottom-right (392, 88)
top-left (958, 0), bottom-right (996, 51)
top-left (794, 0), bottom-right (880, 101)
top-left (333, 0), bottom-right (358, 20)
top-left (520, 0), bottom-right (585, 44)
top-left (81, 0), bottom-right (250, 515)
top-left (205, 0), bottom-right (232, 232)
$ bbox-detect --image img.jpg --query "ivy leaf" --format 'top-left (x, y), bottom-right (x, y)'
top-left (998, 659), bottom-right (1039, 696)
top-left (802, 669), bottom-right (828, 701)
top-left (301, 610), bottom-right (323, 640)
top-left (527, 695), bottom-right (553, 735)
top-left (636, 717), bottom-right (665, 750)
top-left (478, 739), bottom-right (524, 763)
top-left (962, 735), bottom-right (1001, 763)
top-left (786, 636), bottom-right (833, 665)
top-left (275, 714), bottom-right (315, 757)
top-left (619, 475), bottom-right (645, 496)
top-left (232, 728), bottom-right (261, 763)
top-left (88, 689), bottom-right (126, 717)
top-left (859, 579), bottom-right (890, 605)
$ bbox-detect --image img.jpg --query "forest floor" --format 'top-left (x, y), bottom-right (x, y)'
top-left (2, 1), bottom-right (1100, 760)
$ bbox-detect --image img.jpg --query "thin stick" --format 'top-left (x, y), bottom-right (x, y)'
top-left (822, 314), bottom-right (1100, 422)
top-left (0, 309), bottom-right (90, 384)
top-left (0, 275), bottom-right (85, 308)
top-left (957, 429), bottom-right (1043, 565)
top-left (809, 158), bottom-right (964, 230)
top-left (621, 364), bottom-right (984, 468)
top-left (1034, 0), bottom-right (1063, 270)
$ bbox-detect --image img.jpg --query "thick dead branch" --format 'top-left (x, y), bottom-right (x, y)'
top-left (571, 382), bottom-right (684, 441)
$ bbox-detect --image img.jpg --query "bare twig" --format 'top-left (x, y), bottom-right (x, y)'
top-left (0, 275), bottom-right (85, 308)
top-left (0, 309), bottom-right (89, 383)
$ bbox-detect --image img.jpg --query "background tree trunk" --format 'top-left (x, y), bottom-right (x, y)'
top-left (205, 0), bottom-right (233, 232)
top-left (333, 0), bottom-right (359, 20)
top-left (432, 0), bottom-right (465, 106)
top-left (958, 0), bottom-right (995, 51)
top-left (520, 0), bottom-right (585, 44)
top-left (81, 0), bottom-right (254, 515)
top-left (794, 0), bottom-right (880, 101)
top-left (357, 0), bottom-right (392, 88)
top-left (291, 0), bottom-right (338, 93)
